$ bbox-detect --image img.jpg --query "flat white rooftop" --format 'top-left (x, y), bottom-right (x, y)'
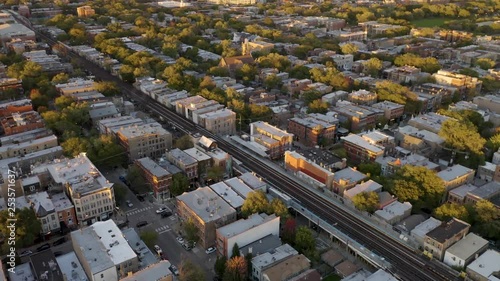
top-left (177, 187), bottom-right (235, 223)
top-left (438, 164), bottom-right (473, 182)
top-left (56, 252), bottom-right (88, 281)
top-left (342, 134), bottom-right (384, 153)
top-left (209, 181), bottom-right (244, 209)
top-left (446, 233), bottom-right (488, 260)
top-left (218, 213), bottom-right (276, 239)
top-left (467, 250), bottom-right (500, 279)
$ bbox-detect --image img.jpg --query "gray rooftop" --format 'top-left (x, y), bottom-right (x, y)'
top-left (426, 218), bottom-right (470, 243)
top-left (122, 228), bottom-right (158, 269)
top-left (437, 164), bottom-right (474, 182)
top-left (218, 213), bottom-right (276, 239)
top-left (342, 134), bottom-right (384, 153)
top-left (411, 217), bottom-right (442, 239)
top-left (224, 177), bottom-right (253, 198)
top-left (209, 181), bottom-right (245, 209)
top-left (240, 234), bottom-right (282, 257)
top-left (449, 184), bottom-right (478, 199)
top-left (252, 243), bottom-right (298, 270)
top-left (395, 214), bottom-right (427, 233)
top-left (168, 148), bottom-right (197, 166)
top-left (136, 157), bottom-right (170, 178)
top-left (120, 261), bottom-right (172, 281)
top-left (468, 181), bottom-right (500, 199)
top-left (184, 147), bottom-right (211, 162)
top-left (8, 262), bottom-right (35, 281)
top-left (238, 172), bottom-right (267, 191)
top-left (51, 192), bottom-right (73, 212)
top-left (177, 187), bottom-right (236, 223)
top-left (446, 233), bottom-right (488, 260)
top-left (467, 250), bottom-right (500, 279)
top-left (333, 167), bottom-right (367, 183)
top-left (56, 252), bottom-right (88, 281)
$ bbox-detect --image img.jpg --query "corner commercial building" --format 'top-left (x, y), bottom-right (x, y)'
top-left (177, 187), bottom-right (237, 248)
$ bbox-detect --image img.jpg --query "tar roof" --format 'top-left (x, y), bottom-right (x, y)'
top-left (30, 250), bottom-right (64, 281)
top-left (136, 157), bottom-right (170, 177)
top-left (426, 218), bottom-right (470, 243)
top-left (446, 233), bottom-right (488, 259)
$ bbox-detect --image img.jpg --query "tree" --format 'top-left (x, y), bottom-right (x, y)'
top-left (231, 242), bottom-right (241, 258)
top-left (307, 99), bottom-right (328, 114)
top-left (363, 58), bottom-right (383, 77)
top-left (433, 203), bottom-right (471, 223)
top-left (263, 74), bottom-right (282, 90)
top-left (235, 64), bottom-right (257, 84)
top-left (302, 90), bottom-right (323, 105)
top-left (55, 95), bottom-right (75, 110)
top-left (0, 209), bottom-right (42, 251)
top-left (52, 73), bottom-right (69, 84)
top-left (341, 43), bottom-right (359, 55)
top-left (352, 191), bottom-right (380, 213)
top-left (223, 256), bottom-right (247, 281)
top-left (87, 135), bottom-right (127, 170)
top-left (183, 218), bottom-right (199, 245)
top-left (179, 259), bottom-right (205, 281)
top-left (174, 135), bottom-right (193, 150)
top-left (295, 226), bottom-right (315, 254)
top-left (170, 173), bottom-right (189, 196)
top-left (269, 198), bottom-right (289, 220)
top-left (140, 230), bottom-right (158, 248)
top-left (215, 256), bottom-right (227, 277)
top-left (475, 58), bottom-right (495, 70)
top-left (473, 200), bottom-right (500, 223)
top-left (62, 137), bottom-right (91, 157)
top-left (375, 81), bottom-right (421, 113)
top-left (389, 165), bottom-right (445, 209)
top-left (439, 119), bottom-right (486, 156)
top-left (394, 53), bottom-right (441, 73)
top-left (282, 218), bottom-right (296, 245)
top-left (241, 190), bottom-right (270, 217)
top-left (207, 165), bottom-right (224, 182)
top-left (113, 183), bottom-right (128, 205)
top-left (96, 81), bottom-right (120, 96)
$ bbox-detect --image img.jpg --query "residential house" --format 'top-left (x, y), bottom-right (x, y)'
top-left (166, 148), bottom-right (198, 181)
top-left (343, 180), bottom-right (382, 200)
top-left (371, 101), bottom-right (405, 121)
top-left (219, 55), bottom-right (255, 76)
top-left (374, 201), bottom-right (412, 225)
top-left (407, 112), bottom-right (452, 134)
top-left (395, 125), bottom-right (444, 157)
top-left (332, 167), bottom-right (368, 194)
top-left (51, 192), bottom-right (76, 230)
top-left (26, 191), bottom-right (59, 235)
top-left (250, 121), bottom-right (293, 159)
top-left (424, 218), bottom-right (471, 261)
top-left (209, 181), bottom-right (244, 211)
top-left (251, 244), bottom-right (299, 281)
top-left (216, 213), bottom-right (280, 257)
top-left (433, 70), bottom-right (482, 98)
top-left (262, 255), bottom-right (311, 281)
top-left (0, 111), bottom-right (45, 136)
top-left (464, 181), bottom-right (500, 205)
top-left (333, 104), bottom-right (379, 132)
top-left (437, 165), bottom-right (475, 192)
top-left (466, 250), bottom-right (500, 281)
top-left (287, 113), bottom-right (337, 147)
top-left (341, 134), bottom-right (385, 164)
top-left (448, 184), bottom-right (478, 204)
top-left (348, 90), bottom-right (377, 105)
top-left (198, 108), bottom-right (236, 136)
top-left (411, 217), bottom-right (442, 249)
top-left (120, 261), bottom-right (173, 281)
top-left (443, 233), bottom-right (488, 268)
top-left (473, 94), bottom-right (500, 115)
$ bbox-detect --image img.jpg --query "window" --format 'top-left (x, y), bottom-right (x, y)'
top-left (101, 274), bottom-right (104, 278)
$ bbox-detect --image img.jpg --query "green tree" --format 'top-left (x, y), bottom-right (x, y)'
top-left (394, 53), bottom-right (441, 73)
top-left (183, 218), bottom-right (199, 246)
top-left (52, 73), bottom-right (69, 84)
top-left (0, 209), bottom-right (42, 252)
top-left (302, 90), bottom-right (323, 105)
top-left (207, 165), bottom-right (224, 182)
top-left (235, 64), bottom-right (257, 84)
top-left (126, 165), bottom-right (148, 193)
top-left (113, 183), bottom-right (128, 205)
top-left (433, 203), bottom-right (471, 223)
top-left (295, 226), bottom-right (315, 254)
top-left (88, 135), bottom-right (127, 170)
top-left (241, 190), bottom-right (270, 217)
top-left (352, 191), bottom-right (380, 213)
top-left (307, 99), bottom-right (328, 114)
top-left (375, 81), bottom-right (421, 113)
top-left (174, 135), bottom-right (193, 150)
top-left (363, 58), bottom-right (383, 77)
top-left (54, 95), bottom-right (75, 110)
top-left (473, 200), bottom-right (500, 223)
top-left (179, 259), bottom-right (205, 281)
top-left (223, 256), bottom-right (247, 281)
top-left (61, 137), bottom-right (91, 157)
top-left (215, 256), bottom-right (227, 277)
top-left (231, 242), bottom-right (241, 258)
top-left (439, 119), bottom-right (486, 155)
top-left (389, 165), bottom-right (445, 209)
top-left (263, 74), bottom-right (282, 90)
top-left (170, 173), bottom-right (190, 196)
top-left (96, 81), bottom-right (120, 96)
top-left (140, 230), bottom-right (158, 248)
top-left (341, 43), bottom-right (359, 55)
top-left (269, 198), bottom-right (289, 220)
top-left (475, 58), bottom-right (495, 70)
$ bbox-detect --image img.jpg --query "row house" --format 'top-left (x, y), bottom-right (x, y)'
top-left (250, 121), bottom-right (293, 159)
top-left (135, 157), bottom-right (172, 201)
top-left (166, 148), bottom-right (198, 181)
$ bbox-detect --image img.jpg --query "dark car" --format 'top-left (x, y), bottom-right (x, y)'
top-left (53, 251), bottom-right (64, 257)
top-left (137, 195), bottom-right (145, 202)
top-left (161, 211), bottom-right (172, 218)
top-left (136, 221), bottom-right (148, 228)
top-left (36, 243), bottom-right (50, 252)
top-left (52, 237), bottom-right (66, 246)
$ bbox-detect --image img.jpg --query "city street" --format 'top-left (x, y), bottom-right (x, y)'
top-left (105, 168), bottom-right (216, 279)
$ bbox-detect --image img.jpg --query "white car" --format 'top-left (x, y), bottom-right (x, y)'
top-left (154, 245), bottom-right (162, 254)
top-left (126, 200), bottom-right (133, 208)
top-left (205, 247), bottom-right (216, 254)
top-left (170, 265), bottom-right (179, 276)
top-left (176, 237), bottom-right (184, 244)
top-left (156, 207), bottom-right (167, 214)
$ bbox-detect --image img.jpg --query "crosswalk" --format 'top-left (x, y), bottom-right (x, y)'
top-left (155, 225), bottom-right (171, 234)
top-left (126, 206), bottom-right (153, 216)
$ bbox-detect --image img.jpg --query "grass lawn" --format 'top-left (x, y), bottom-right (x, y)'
top-left (411, 18), bottom-right (451, 27)
top-left (323, 274), bottom-right (342, 281)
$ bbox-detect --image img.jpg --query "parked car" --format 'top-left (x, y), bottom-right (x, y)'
top-left (154, 245), bottom-right (162, 255)
top-left (136, 221), bottom-right (148, 228)
top-left (176, 237), bottom-right (184, 244)
top-left (119, 176), bottom-right (130, 186)
top-left (36, 243), bottom-right (50, 252)
top-left (52, 237), bottom-right (66, 246)
top-left (205, 247), bottom-right (216, 254)
top-left (170, 265), bottom-right (179, 276)
top-left (182, 243), bottom-right (191, 251)
top-left (53, 251), bottom-right (64, 257)
top-left (137, 195), bottom-right (145, 202)
top-left (126, 200), bottom-right (133, 208)
top-left (18, 250), bottom-right (32, 257)
top-left (156, 207), bottom-right (168, 214)
top-left (161, 211), bottom-right (172, 218)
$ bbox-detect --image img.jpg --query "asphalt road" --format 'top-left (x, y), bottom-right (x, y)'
top-left (18, 18), bottom-right (459, 281)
